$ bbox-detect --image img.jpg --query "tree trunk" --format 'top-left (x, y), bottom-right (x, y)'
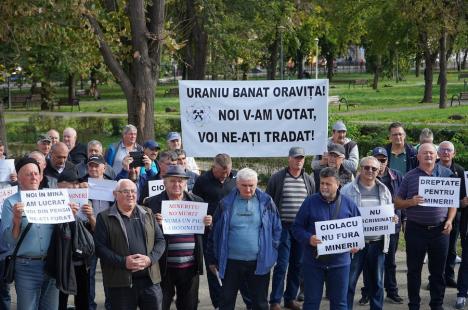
top-left (267, 38), bottom-right (279, 80)
top-left (40, 80), bottom-right (53, 110)
top-left (462, 49), bottom-right (467, 70)
top-left (296, 50), bottom-right (304, 79)
top-left (372, 55), bottom-right (381, 90)
top-left (456, 52), bottom-right (461, 72)
top-left (439, 30), bottom-right (447, 109)
top-left (326, 53), bottom-right (334, 81)
top-left (0, 103), bottom-right (7, 155)
top-left (415, 54), bottom-right (421, 77)
top-left (68, 74), bottom-right (76, 101)
top-left (185, 0), bottom-right (208, 80)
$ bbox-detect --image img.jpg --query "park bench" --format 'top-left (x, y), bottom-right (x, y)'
top-left (328, 95), bottom-right (359, 111)
top-left (349, 79), bottom-right (369, 88)
top-left (163, 87), bottom-right (179, 97)
top-left (75, 89), bottom-right (86, 96)
top-left (2, 94), bottom-right (41, 109)
top-left (450, 91), bottom-right (468, 107)
top-left (56, 97), bottom-right (80, 111)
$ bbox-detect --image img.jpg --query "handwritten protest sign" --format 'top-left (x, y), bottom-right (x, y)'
top-left (179, 80), bottom-right (328, 157)
top-left (149, 180), bottom-right (165, 197)
top-left (161, 200), bottom-right (208, 235)
top-left (88, 178), bottom-right (117, 202)
top-left (418, 176), bottom-right (460, 208)
top-left (0, 186), bottom-right (18, 217)
top-left (315, 216), bottom-right (364, 255)
top-left (0, 159), bottom-right (15, 182)
top-left (359, 204), bottom-right (395, 236)
top-left (67, 188), bottom-right (89, 221)
top-left (21, 189), bottom-right (74, 223)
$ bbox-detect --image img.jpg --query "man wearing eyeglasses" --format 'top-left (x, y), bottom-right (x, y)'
top-left (435, 141), bottom-right (468, 309)
top-left (395, 143), bottom-right (456, 310)
top-left (385, 122), bottom-right (417, 176)
top-left (94, 179), bottom-right (166, 310)
top-left (341, 156), bottom-right (394, 310)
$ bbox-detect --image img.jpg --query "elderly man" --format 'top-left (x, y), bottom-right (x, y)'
top-left (193, 154), bottom-right (251, 309)
top-left (141, 140), bottom-right (161, 176)
top-left (36, 133), bottom-right (52, 157)
top-left (313, 143), bottom-right (354, 191)
top-left (44, 142), bottom-right (79, 188)
top-left (63, 127), bottom-right (87, 165)
top-left (47, 129), bottom-right (60, 145)
top-left (76, 140), bottom-right (116, 180)
top-left (208, 168), bottom-right (281, 310)
top-left (147, 165), bottom-right (211, 309)
top-left (342, 157), bottom-right (394, 310)
top-left (395, 143), bottom-right (456, 310)
top-left (385, 122), bottom-right (417, 175)
top-left (166, 131), bottom-right (200, 174)
top-left (269, 147), bottom-right (315, 310)
top-left (174, 149), bottom-right (198, 191)
top-left (1, 157), bottom-right (59, 309)
top-left (312, 120), bottom-right (359, 174)
top-left (292, 167), bottom-right (360, 310)
top-left (94, 179), bottom-right (165, 310)
top-left (105, 124), bottom-right (143, 175)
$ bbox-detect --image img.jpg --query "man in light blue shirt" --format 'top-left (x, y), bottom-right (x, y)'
top-left (1, 157), bottom-right (59, 310)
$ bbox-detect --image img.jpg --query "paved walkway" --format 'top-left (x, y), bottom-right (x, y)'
top-left (8, 250), bottom-right (463, 309)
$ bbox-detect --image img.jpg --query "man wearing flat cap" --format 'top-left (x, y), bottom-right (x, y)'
top-left (269, 147), bottom-right (315, 310)
top-left (1, 157), bottom-right (59, 309)
top-left (146, 165), bottom-right (212, 310)
top-left (312, 120), bottom-right (359, 175)
top-left (313, 143), bottom-right (354, 191)
top-left (36, 133), bottom-right (52, 158)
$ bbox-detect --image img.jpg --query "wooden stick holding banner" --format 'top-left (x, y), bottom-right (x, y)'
top-left (315, 216), bottom-right (365, 255)
top-left (21, 189), bottom-right (74, 224)
top-left (418, 176), bottom-right (460, 208)
top-left (359, 204), bottom-right (395, 236)
top-left (161, 200), bottom-right (208, 235)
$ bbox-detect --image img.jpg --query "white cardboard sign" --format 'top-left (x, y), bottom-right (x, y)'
top-left (148, 180), bottom-right (165, 197)
top-left (67, 188), bottom-right (89, 221)
top-left (21, 189), bottom-right (74, 224)
top-left (88, 178), bottom-right (117, 202)
top-left (0, 159), bottom-right (15, 182)
top-left (359, 204), bottom-right (395, 236)
top-left (161, 200), bottom-right (208, 235)
top-left (418, 176), bottom-right (460, 208)
top-left (315, 216), bottom-right (365, 255)
top-left (0, 186), bottom-right (18, 217)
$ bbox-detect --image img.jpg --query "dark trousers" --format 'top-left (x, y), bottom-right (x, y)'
top-left (457, 236), bottom-right (468, 297)
top-left (0, 259), bottom-right (11, 310)
top-left (107, 277), bottom-right (162, 310)
top-left (384, 232), bottom-right (400, 296)
top-left (161, 266), bottom-right (199, 310)
top-left (58, 264), bottom-right (89, 310)
top-left (220, 259), bottom-right (270, 310)
top-left (88, 255), bottom-right (111, 310)
top-left (405, 221), bottom-right (449, 310)
top-left (446, 211), bottom-right (461, 281)
top-left (202, 235), bottom-right (252, 308)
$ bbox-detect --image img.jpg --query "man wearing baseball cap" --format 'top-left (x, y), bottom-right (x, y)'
top-left (312, 120), bottom-right (359, 175)
top-left (313, 143), bottom-right (354, 191)
top-left (141, 140), bottom-right (161, 177)
top-left (269, 147), bottom-right (315, 310)
top-left (36, 133), bottom-right (52, 157)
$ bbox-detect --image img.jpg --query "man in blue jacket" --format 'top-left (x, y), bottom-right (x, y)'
top-left (208, 168), bottom-right (281, 310)
top-left (292, 167), bottom-right (360, 310)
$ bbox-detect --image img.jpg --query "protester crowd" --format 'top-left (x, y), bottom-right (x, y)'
top-left (0, 120), bottom-right (466, 310)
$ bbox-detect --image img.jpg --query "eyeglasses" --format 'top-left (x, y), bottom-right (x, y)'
top-left (362, 166), bottom-right (379, 172)
top-left (438, 148), bottom-right (454, 153)
top-left (377, 158), bottom-right (387, 163)
top-left (117, 189), bottom-right (137, 195)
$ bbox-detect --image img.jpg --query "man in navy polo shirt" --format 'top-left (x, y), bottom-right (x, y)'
top-left (395, 143), bottom-right (456, 310)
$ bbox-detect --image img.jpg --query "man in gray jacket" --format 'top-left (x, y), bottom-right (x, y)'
top-left (341, 156), bottom-right (394, 310)
top-left (269, 147), bottom-right (315, 310)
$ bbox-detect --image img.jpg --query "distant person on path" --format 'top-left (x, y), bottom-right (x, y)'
top-left (385, 122), bottom-right (417, 176)
top-left (292, 167), bottom-right (360, 310)
top-left (94, 179), bottom-right (165, 310)
top-left (269, 147), bottom-right (315, 310)
top-left (105, 124), bottom-right (143, 175)
top-left (395, 143), bottom-right (456, 310)
top-left (311, 120), bottom-right (359, 175)
top-left (208, 168), bottom-right (281, 310)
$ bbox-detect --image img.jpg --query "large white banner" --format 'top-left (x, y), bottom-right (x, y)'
top-left (315, 216), bottom-right (365, 255)
top-left (161, 200), bottom-right (208, 235)
top-left (359, 204), bottom-right (395, 236)
top-left (418, 176), bottom-right (460, 208)
top-left (179, 80), bottom-right (329, 157)
top-left (21, 189), bottom-right (75, 224)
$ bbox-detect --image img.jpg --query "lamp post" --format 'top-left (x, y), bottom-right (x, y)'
top-left (314, 38), bottom-right (319, 79)
top-left (278, 25), bottom-right (286, 80)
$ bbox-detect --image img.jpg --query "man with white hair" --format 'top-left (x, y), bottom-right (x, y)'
top-left (47, 129), bottom-right (60, 145)
top-left (105, 125), bottom-right (143, 175)
top-left (63, 127), bottom-right (87, 165)
top-left (208, 168), bottom-right (281, 309)
top-left (76, 140), bottom-right (116, 180)
top-left (94, 179), bottom-right (165, 309)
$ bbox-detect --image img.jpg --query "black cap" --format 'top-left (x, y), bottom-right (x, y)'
top-left (87, 155), bottom-right (106, 165)
top-left (163, 165), bottom-right (189, 179)
top-left (57, 169), bottom-right (79, 183)
top-left (372, 147), bottom-right (388, 157)
top-left (15, 157), bottom-right (41, 174)
top-left (289, 147), bottom-right (305, 158)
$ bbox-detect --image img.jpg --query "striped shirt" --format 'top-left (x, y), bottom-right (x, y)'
top-left (166, 234), bottom-right (196, 269)
top-left (281, 173), bottom-right (308, 223)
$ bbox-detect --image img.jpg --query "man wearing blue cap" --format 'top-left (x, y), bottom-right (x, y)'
top-left (141, 140), bottom-right (161, 177)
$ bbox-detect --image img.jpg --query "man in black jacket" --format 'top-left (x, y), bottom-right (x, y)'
top-left (44, 142), bottom-right (79, 187)
top-left (385, 122), bottom-right (417, 176)
top-left (63, 127), bottom-right (88, 165)
top-left (269, 147), bottom-right (315, 310)
top-left (147, 165), bottom-right (211, 310)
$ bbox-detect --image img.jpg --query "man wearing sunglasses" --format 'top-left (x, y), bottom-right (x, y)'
top-left (341, 156), bottom-right (394, 310)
